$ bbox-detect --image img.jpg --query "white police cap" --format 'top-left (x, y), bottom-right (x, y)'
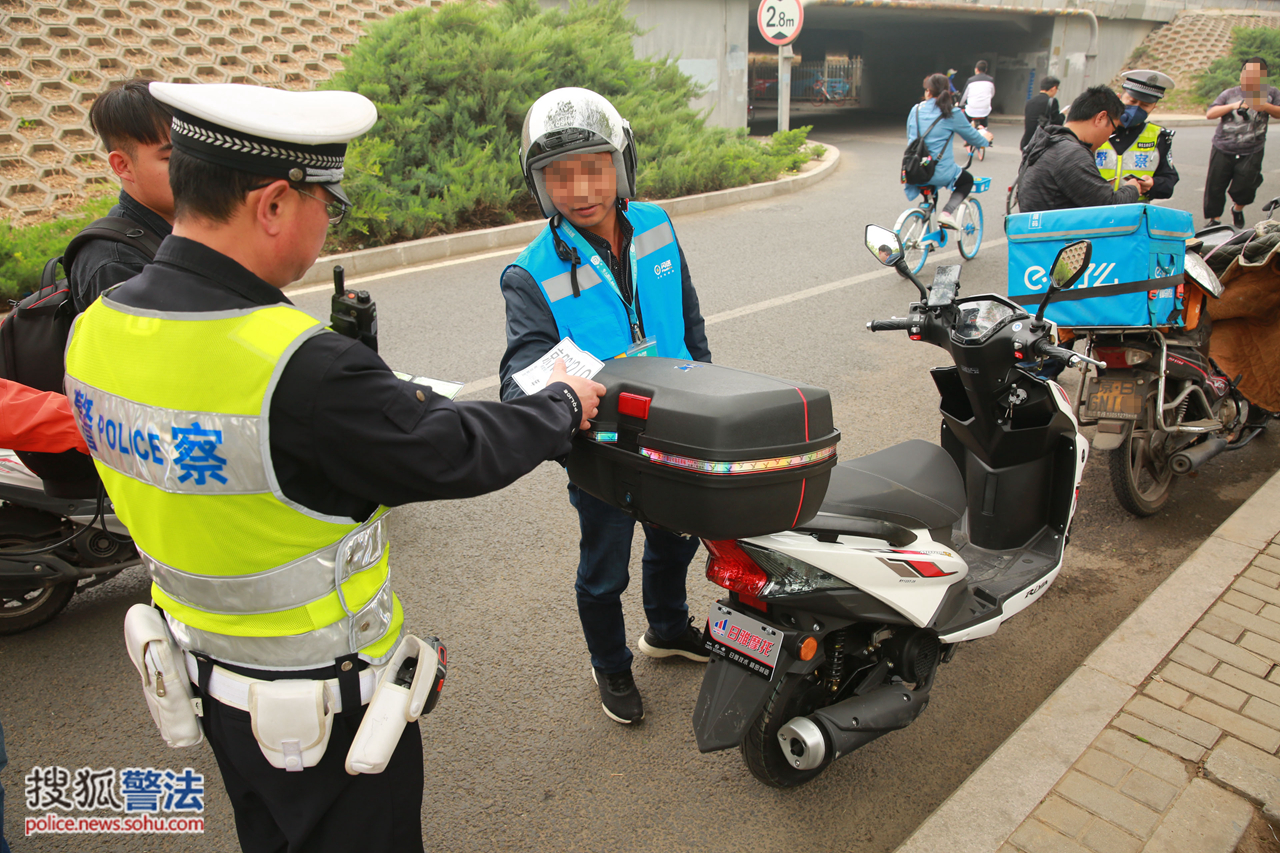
top-left (1121, 70), bottom-right (1174, 103)
top-left (149, 82), bottom-right (377, 205)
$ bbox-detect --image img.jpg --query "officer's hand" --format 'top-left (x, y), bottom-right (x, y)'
top-left (549, 358), bottom-right (606, 431)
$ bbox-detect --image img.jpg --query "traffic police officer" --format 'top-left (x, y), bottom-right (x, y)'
top-left (1095, 70), bottom-right (1179, 202)
top-left (64, 82), bottom-right (604, 853)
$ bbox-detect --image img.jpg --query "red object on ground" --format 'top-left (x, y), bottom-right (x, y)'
top-left (0, 378), bottom-right (89, 454)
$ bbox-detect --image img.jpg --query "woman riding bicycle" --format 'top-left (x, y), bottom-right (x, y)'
top-left (905, 73), bottom-right (993, 229)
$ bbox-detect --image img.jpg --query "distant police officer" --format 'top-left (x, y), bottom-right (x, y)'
top-left (64, 82), bottom-right (604, 853)
top-left (1095, 70), bottom-right (1179, 202)
top-left (497, 88), bottom-right (712, 726)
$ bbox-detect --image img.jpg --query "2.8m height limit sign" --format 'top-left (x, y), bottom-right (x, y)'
top-left (757, 0), bottom-right (803, 46)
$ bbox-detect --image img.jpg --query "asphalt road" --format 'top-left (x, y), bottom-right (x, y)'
top-left (3, 111), bottom-right (1279, 853)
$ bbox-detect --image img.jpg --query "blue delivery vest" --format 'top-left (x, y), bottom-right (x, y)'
top-left (512, 202), bottom-right (692, 361)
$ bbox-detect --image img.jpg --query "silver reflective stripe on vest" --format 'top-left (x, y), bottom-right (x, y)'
top-left (541, 264), bottom-right (602, 303)
top-left (146, 516), bottom-right (389, 614)
top-left (62, 378), bottom-right (269, 495)
top-left (164, 583), bottom-right (402, 670)
top-left (634, 221), bottom-right (675, 258)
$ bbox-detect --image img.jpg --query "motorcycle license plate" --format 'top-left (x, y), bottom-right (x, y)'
top-left (705, 603), bottom-right (783, 680)
top-left (1085, 377), bottom-right (1144, 421)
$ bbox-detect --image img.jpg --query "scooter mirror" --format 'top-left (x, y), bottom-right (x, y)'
top-left (1048, 240), bottom-right (1092, 292)
top-left (865, 225), bottom-right (903, 267)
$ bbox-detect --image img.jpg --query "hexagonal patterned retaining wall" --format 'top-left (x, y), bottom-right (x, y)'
top-left (1107, 10), bottom-right (1280, 101)
top-left (0, 0), bottom-right (424, 222)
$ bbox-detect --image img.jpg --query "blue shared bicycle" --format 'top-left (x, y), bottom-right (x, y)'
top-left (893, 156), bottom-right (988, 277)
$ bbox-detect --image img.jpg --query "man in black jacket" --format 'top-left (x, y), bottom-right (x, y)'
top-left (69, 79), bottom-right (175, 310)
top-left (1017, 86), bottom-right (1149, 213)
top-left (1021, 76), bottom-right (1063, 151)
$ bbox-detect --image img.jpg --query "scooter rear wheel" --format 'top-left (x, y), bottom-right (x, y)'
top-left (740, 673), bottom-right (831, 788)
top-left (1109, 418), bottom-right (1175, 517)
top-left (0, 506), bottom-right (77, 635)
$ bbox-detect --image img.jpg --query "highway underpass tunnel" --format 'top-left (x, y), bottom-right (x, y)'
top-left (747, 0), bottom-right (1109, 117)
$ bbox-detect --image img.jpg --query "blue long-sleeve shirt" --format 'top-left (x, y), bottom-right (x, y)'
top-left (904, 98), bottom-right (990, 200)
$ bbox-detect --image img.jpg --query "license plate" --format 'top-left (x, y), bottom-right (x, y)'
top-left (705, 603), bottom-right (783, 680)
top-left (1085, 377), bottom-right (1144, 421)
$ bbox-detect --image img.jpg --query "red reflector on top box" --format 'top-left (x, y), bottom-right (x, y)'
top-left (617, 392), bottom-right (651, 419)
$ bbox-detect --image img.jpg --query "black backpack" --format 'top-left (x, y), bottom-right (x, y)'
top-left (901, 107), bottom-right (947, 186)
top-left (0, 216), bottom-right (162, 497)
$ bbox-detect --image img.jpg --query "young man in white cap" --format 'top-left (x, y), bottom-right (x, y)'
top-left (497, 87), bottom-right (712, 726)
top-left (1094, 69), bottom-right (1179, 203)
top-left (63, 81), bottom-right (604, 853)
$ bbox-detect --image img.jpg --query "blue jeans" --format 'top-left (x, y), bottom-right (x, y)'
top-left (568, 483), bottom-right (701, 674)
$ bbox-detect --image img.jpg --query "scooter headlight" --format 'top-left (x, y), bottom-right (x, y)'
top-left (739, 543), bottom-right (853, 597)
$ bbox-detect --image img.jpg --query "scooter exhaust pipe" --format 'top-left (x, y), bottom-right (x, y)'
top-left (1170, 437), bottom-right (1229, 476)
top-left (776, 683), bottom-right (931, 771)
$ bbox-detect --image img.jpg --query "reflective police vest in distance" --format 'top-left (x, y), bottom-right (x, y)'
top-left (63, 298), bottom-right (403, 670)
top-left (512, 202), bottom-right (692, 361)
top-left (1096, 122), bottom-right (1164, 201)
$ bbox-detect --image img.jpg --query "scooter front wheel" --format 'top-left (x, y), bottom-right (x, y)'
top-left (1109, 417), bottom-right (1175, 517)
top-left (0, 507), bottom-right (76, 635)
top-left (740, 672), bottom-right (831, 788)
top-left (895, 209), bottom-right (930, 277)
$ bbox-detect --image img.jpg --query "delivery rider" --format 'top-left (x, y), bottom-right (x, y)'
top-left (1095, 70), bottom-right (1179, 202)
top-left (497, 88), bottom-right (712, 726)
top-left (64, 81), bottom-right (604, 853)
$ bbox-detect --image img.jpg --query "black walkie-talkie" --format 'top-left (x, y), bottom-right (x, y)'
top-left (329, 265), bottom-right (378, 352)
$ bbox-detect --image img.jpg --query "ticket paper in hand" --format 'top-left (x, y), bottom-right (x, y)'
top-left (513, 338), bottom-right (604, 396)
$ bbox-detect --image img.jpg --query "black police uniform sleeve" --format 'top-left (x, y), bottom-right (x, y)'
top-left (498, 264), bottom-right (562, 403)
top-left (270, 331), bottom-right (581, 513)
top-left (1147, 129), bottom-right (1179, 201)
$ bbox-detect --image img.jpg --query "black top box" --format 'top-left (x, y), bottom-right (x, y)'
top-left (566, 357), bottom-right (840, 540)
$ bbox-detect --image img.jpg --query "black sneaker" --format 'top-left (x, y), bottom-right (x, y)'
top-left (591, 667), bottom-right (643, 724)
top-left (1233, 208), bottom-right (1246, 228)
top-left (638, 618), bottom-right (710, 663)
top-left (1206, 219), bottom-right (1221, 228)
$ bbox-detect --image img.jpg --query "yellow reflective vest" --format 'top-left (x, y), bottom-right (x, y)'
top-left (1095, 122), bottom-right (1164, 201)
top-left (64, 296), bottom-right (402, 669)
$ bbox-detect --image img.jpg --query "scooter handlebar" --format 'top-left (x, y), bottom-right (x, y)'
top-left (867, 318), bottom-right (915, 333)
top-left (1031, 337), bottom-right (1093, 367)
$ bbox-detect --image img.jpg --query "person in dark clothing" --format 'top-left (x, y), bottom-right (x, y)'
top-left (1203, 57), bottom-right (1280, 228)
top-left (1017, 86), bottom-right (1148, 213)
top-left (499, 88), bottom-right (712, 726)
top-left (66, 81), bottom-right (606, 853)
top-left (1021, 76), bottom-right (1063, 151)
top-left (70, 78), bottom-right (175, 311)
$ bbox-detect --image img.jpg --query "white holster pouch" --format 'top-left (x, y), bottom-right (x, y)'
top-left (248, 680), bottom-right (334, 772)
top-left (123, 604), bottom-right (204, 748)
top-left (345, 635), bottom-right (437, 775)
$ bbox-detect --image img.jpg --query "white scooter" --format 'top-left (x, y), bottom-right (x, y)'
top-left (691, 228), bottom-right (1098, 787)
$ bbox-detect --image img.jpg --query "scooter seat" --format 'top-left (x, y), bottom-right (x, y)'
top-left (819, 440), bottom-right (966, 531)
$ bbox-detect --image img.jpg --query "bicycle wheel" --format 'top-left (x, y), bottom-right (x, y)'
top-left (810, 89), bottom-right (824, 107)
top-left (1003, 177), bottom-right (1019, 233)
top-left (958, 198), bottom-right (983, 259)
top-left (895, 209), bottom-right (930, 277)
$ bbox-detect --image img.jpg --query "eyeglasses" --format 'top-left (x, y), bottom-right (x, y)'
top-left (1108, 115), bottom-right (1122, 133)
top-left (294, 187), bottom-right (349, 226)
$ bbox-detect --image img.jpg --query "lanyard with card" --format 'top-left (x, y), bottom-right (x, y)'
top-left (557, 220), bottom-right (650, 352)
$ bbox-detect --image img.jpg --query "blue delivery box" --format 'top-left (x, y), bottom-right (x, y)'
top-left (1006, 204), bottom-right (1193, 328)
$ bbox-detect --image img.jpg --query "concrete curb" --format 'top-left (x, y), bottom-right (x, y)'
top-left (294, 143), bottom-right (841, 287)
top-left (895, 467), bottom-right (1280, 853)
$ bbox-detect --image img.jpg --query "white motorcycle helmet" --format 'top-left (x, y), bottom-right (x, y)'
top-left (521, 87), bottom-right (637, 219)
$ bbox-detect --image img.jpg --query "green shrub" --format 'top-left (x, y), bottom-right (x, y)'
top-left (0, 193), bottom-right (118, 303)
top-left (1193, 27), bottom-right (1280, 103)
top-left (325, 0), bottom-right (812, 250)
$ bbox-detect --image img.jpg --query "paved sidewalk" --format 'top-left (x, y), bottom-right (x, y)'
top-left (898, 468), bottom-right (1280, 853)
